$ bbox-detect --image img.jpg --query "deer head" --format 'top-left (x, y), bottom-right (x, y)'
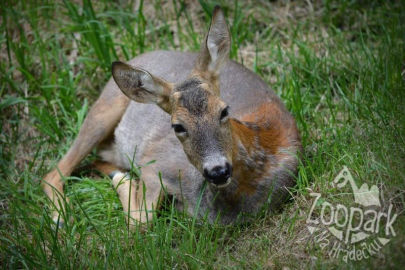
top-left (112, 6), bottom-right (232, 187)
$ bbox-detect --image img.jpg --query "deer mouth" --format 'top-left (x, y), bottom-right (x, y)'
top-left (206, 177), bottom-right (232, 189)
top-left (214, 177), bottom-right (232, 188)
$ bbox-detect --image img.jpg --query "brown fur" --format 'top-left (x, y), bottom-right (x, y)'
top-left (92, 161), bottom-right (122, 176)
top-left (229, 102), bottom-right (299, 196)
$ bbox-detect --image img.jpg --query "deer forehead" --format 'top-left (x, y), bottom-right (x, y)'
top-left (171, 79), bottom-right (223, 121)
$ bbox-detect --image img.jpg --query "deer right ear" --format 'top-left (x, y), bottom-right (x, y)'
top-left (112, 61), bottom-right (174, 112)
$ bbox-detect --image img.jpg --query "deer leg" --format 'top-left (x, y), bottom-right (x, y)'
top-left (42, 87), bottom-right (129, 226)
top-left (111, 169), bottom-right (164, 229)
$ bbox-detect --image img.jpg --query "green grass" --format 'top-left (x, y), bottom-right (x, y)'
top-left (1, 0), bottom-right (404, 269)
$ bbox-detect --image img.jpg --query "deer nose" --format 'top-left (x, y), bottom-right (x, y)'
top-left (203, 162), bottom-right (232, 186)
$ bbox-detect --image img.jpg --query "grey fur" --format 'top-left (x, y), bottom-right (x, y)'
top-left (175, 78), bottom-right (202, 92)
top-left (179, 88), bottom-right (209, 117)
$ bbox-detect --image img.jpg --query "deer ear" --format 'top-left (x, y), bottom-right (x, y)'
top-left (112, 61), bottom-right (174, 113)
top-left (195, 6), bottom-right (230, 74)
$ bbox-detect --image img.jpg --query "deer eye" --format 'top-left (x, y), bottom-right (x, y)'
top-left (220, 106), bottom-right (229, 122)
top-left (172, 124), bottom-right (187, 134)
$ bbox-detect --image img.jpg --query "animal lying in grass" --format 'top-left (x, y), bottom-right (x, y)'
top-left (43, 6), bottom-right (301, 228)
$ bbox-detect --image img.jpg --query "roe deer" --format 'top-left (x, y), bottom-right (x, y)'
top-left (43, 6), bottom-right (301, 227)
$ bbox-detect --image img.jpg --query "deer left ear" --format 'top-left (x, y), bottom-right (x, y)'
top-left (195, 6), bottom-right (231, 74)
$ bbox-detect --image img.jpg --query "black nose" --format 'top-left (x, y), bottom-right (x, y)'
top-left (203, 163), bottom-right (232, 185)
